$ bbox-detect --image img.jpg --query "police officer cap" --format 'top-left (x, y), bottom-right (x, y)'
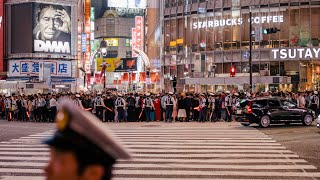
top-left (43, 100), bottom-right (131, 163)
top-left (226, 91), bottom-right (231, 94)
top-left (75, 94), bottom-right (81, 98)
top-left (118, 93), bottom-right (123, 97)
top-left (97, 92), bottom-right (102, 95)
top-left (169, 92), bottom-right (173, 95)
top-left (314, 91), bottom-right (318, 95)
top-left (146, 93), bottom-right (150, 96)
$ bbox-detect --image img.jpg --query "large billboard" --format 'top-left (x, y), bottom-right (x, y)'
top-left (32, 3), bottom-right (71, 54)
top-left (108, 0), bottom-right (146, 9)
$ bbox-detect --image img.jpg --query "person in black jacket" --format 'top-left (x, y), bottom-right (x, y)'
top-left (104, 94), bottom-right (115, 122)
top-left (126, 93), bottom-right (136, 122)
top-left (185, 93), bottom-right (192, 122)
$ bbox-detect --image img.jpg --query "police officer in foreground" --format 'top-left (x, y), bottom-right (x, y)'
top-left (43, 100), bottom-right (131, 180)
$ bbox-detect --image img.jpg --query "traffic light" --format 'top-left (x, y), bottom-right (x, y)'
top-left (230, 67), bottom-right (236, 77)
top-left (263, 27), bottom-right (280, 35)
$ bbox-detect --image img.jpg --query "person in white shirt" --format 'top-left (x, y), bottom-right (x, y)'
top-left (298, 93), bottom-right (306, 108)
top-left (49, 94), bottom-right (58, 122)
top-left (4, 95), bottom-right (12, 121)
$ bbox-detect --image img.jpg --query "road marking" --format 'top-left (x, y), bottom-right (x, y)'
top-left (0, 124), bottom-right (319, 179)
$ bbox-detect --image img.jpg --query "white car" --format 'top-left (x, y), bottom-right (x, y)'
top-left (318, 116), bottom-right (320, 128)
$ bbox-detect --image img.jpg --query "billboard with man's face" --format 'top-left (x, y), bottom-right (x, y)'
top-left (33, 3), bottom-right (71, 54)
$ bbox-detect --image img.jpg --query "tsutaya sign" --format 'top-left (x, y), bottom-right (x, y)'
top-left (272, 48), bottom-right (320, 60)
top-left (193, 15), bottom-right (284, 29)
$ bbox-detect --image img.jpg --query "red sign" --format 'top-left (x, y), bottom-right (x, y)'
top-left (0, 0), bottom-right (4, 72)
top-left (135, 16), bottom-right (143, 52)
top-left (132, 28), bottom-right (137, 57)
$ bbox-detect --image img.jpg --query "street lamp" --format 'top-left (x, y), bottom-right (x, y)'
top-left (99, 40), bottom-right (108, 89)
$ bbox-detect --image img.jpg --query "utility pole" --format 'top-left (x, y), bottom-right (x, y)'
top-left (249, 10), bottom-right (253, 93)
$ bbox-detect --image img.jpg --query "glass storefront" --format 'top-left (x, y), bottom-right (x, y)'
top-left (162, 0), bottom-right (320, 92)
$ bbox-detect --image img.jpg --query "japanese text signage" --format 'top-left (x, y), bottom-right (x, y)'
top-left (135, 16), bottom-right (143, 52)
top-left (132, 28), bottom-right (137, 57)
top-left (8, 60), bottom-right (72, 77)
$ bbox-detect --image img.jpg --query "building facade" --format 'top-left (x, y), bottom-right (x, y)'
top-left (162, 0), bottom-right (320, 93)
top-left (4, 0), bottom-right (79, 94)
top-left (145, 0), bottom-right (162, 92)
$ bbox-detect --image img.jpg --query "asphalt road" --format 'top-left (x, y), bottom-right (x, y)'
top-left (0, 119), bottom-right (319, 177)
top-left (258, 122), bottom-right (320, 170)
top-left (0, 120), bottom-right (54, 142)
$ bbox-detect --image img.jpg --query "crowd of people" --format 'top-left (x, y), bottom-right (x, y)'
top-left (0, 90), bottom-right (319, 122)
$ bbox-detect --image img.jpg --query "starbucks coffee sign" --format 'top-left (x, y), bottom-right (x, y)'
top-left (193, 15), bottom-right (284, 29)
top-left (272, 48), bottom-right (320, 60)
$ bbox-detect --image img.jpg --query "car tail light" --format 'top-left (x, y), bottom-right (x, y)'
top-left (246, 102), bottom-right (253, 114)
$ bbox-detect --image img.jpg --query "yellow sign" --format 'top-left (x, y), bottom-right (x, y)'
top-left (170, 41), bottom-right (177, 47)
top-left (104, 38), bottom-right (119, 46)
top-left (96, 58), bottom-right (103, 71)
top-left (96, 58), bottom-right (122, 72)
top-left (176, 39), bottom-right (184, 44)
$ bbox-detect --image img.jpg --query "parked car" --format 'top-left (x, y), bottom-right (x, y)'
top-left (233, 97), bottom-right (316, 128)
top-left (317, 116), bottom-right (320, 128)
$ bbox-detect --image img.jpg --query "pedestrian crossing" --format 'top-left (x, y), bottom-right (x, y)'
top-left (0, 122), bottom-right (320, 179)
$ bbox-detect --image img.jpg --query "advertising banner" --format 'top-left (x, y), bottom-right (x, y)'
top-left (132, 28), bottom-right (137, 57)
top-left (115, 58), bottom-right (138, 72)
top-left (8, 60), bottom-right (72, 77)
top-left (33, 3), bottom-right (72, 54)
top-left (108, 0), bottom-right (147, 9)
top-left (97, 58), bottom-right (137, 72)
top-left (135, 16), bottom-right (143, 52)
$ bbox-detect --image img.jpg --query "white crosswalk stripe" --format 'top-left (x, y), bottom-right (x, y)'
top-left (0, 122), bottom-right (319, 180)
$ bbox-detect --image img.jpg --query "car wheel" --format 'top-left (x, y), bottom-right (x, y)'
top-left (302, 114), bottom-right (313, 126)
top-left (259, 115), bottom-right (270, 128)
top-left (241, 123), bottom-right (250, 126)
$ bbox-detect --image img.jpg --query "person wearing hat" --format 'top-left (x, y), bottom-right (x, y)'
top-left (143, 93), bottom-right (154, 122)
top-left (103, 93), bottom-right (115, 122)
top-left (43, 100), bottom-right (131, 180)
top-left (94, 93), bottom-right (104, 120)
top-left (198, 94), bottom-right (207, 123)
top-left (126, 93), bottom-right (136, 122)
top-left (310, 91), bottom-right (319, 116)
top-left (164, 92), bottom-right (176, 123)
top-left (115, 93), bottom-right (126, 122)
top-left (4, 95), bottom-right (12, 121)
top-left (225, 92), bottom-right (234, 122)
top-left (73, 94), bottom-right (84, 109)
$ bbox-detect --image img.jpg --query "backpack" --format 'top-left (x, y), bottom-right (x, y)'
top-left (116, 98), bottom-right (123, 106)
top-left (166, 97), bottom-right (172, 105)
